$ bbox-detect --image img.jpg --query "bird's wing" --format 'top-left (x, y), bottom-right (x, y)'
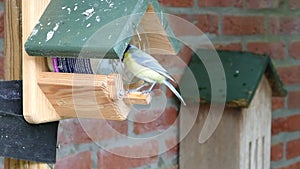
top-left (129, 48), bottom-right (175, 82)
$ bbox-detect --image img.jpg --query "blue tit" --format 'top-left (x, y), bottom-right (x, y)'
top-left (122, 44), bottom-right (186, 106)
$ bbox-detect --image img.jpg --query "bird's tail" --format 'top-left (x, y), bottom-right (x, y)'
top-left (163, 80), bottom-right (186, 106)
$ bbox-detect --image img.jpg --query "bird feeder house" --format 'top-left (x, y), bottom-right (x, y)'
top-left (180, 50), bottom-right (287, 169)
top-left (23, 0), bottom-right (179, 124)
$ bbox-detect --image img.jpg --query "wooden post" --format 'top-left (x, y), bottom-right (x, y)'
top-left (4, 0), bottom-right (22, 80)
top-left (4, 0), bottom-right (53, 168)
top-left (4, 160), bottom-right (51, 169)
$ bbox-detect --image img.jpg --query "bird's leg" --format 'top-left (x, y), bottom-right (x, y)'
top-left (127, 83), bottom-right (149, 93)
top-left (142, 82), bottom-right (157, 94)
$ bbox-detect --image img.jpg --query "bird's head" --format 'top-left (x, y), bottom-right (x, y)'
top-left (122, 44), bottom-right (137, 61)
top-left (125, 44), bottom-right (131, 52)
top-left (122, 44), bottom-right (131, 61)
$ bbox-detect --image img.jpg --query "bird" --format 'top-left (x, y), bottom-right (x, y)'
top-left (122, 44), bottom-right (186, 106)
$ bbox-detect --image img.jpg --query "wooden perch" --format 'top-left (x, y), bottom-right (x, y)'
top-left (124, 92), bottom-right (152, 105)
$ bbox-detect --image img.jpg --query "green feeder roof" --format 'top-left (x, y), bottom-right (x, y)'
top-left (186, 50), bottom-right (287, 107)
top-left (24, 0), bottom-right (179, 59)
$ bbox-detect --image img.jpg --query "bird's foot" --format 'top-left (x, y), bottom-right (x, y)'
top-left (141, 89), bottom-right (151, 95)
top-left (141, 82), bottom-right (157, 95)
top-left (126, 83), bottom-right (149, 94)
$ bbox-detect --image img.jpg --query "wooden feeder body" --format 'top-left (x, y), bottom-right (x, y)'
top-left (180, 51), bottom-right (286, 169)
top-left (180, 76), bottom-right (271, 169)
top-left (23, 0), bottom-right (179, 124)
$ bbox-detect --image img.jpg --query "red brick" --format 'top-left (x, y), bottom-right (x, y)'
top-left (169, 14), bottom-right (204, 36)
top-left (288, 91), bottom-right (300, 109)
top-left (166, 85), bottom-right (175, 98)
top-left (214, 43), bottom-right (243, 51)
top-left (277, 66), bottom-right (300, 85)
top-left (271, 17), bottom-right (300, 35)
top-left (199, 0), bottom-right (243, 7)
top-left (278, 162), bottom-right (300, 169)
top-left (289, 41), bottom-right (300, 59)
top-left (271, 143), bottom-right (284, 161)
top-left (153, 46), bottom-right (192, 70)
top-left (246, 0), bottom-right (280, 9)
top-left (0, 57), bottom-right (3, 79)
top-left (272, 114), bottom-right (300, 135)
top-left (98, 140), bottom-right (158, 169)
top-left (134, 107), bottom-right (178, 135)
top-left (272, 117), bottom-right (286, 135)
top-left (198, 14), bottom-right (219, 34)
top-left (155, 46), bottom-right (193, 86)
top-left (285, 114), bottom-right (300, 132)
top-left (177, 45), bottom-right (193, 65)
top-left (272, 97), bottom-right (285, 111)
top-left (55, 151), bottom-right (92, 169)
top-left (158, 0), bottom-right (194, 7)
top-left (287, 138), bottom-right (300, 159)
top-left (247, 42), bottom-right (285, 59)
top-left (174, 14), bottom-right (219, 35)
top-left (223, 15), bottom-right (265, 35)
top-left (289, 0), bottom-right (300, 9)
top-left (57, 118), bottom-right (128, 145)
top-left (0, 12), bottom-right (3, 38)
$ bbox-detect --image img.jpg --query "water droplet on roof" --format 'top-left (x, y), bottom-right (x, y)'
top-left (46, 31), bottom-right (54, 42)
top-left (82, 8), bottom-right (95, 20)
top-left (96, 16), bottom-right (101, 22)
top-left (53, 23), bottom-right (60, 31)
top-left (67, 8), bottom-right (71, 14)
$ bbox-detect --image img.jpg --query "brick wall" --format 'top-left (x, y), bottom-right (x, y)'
top-left (158, 0), bottom-right (300, 169)
top-left (0, 0), bottom-right (299, 169)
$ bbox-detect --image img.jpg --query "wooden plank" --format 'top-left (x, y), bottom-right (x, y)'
top-left (4, 0), bottom-right (22, 80)
top-left (37, 73), bottom-right (131, 120)
top-left (124, 92), bottom-right (151, 105)
top-left (22, 0), bottom-right (60, 124)
top-left (4, 159), bottom-right (52, 169)
top-left (180, 104), bottom-right (241, 169)
top-left (239, 76), bottom-right (271, 169)
top-left (140, 4), bottom-right (177, 55)
top-left (37, 72), bottom-right (150, 120)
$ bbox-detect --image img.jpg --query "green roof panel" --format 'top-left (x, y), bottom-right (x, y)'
top-left (185, 50), bottom-right (287, 107)
top-left (25, 0), bottom-right (179, 59)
